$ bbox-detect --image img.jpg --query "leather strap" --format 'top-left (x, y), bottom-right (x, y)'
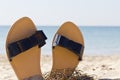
top-left (8, 30), bottom-right (47, 61)
top-left (53, 34), bottom-right (84, 60)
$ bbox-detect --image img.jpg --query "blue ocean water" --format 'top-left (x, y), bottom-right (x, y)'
top-left (0, 26), bottom-right (120, 56)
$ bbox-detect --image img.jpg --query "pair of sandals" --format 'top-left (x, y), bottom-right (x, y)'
top-left (6, 17), bottom-right (84, 80)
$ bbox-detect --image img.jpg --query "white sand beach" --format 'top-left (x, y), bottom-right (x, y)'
top-left (0, 54), bottom-right (120, 80)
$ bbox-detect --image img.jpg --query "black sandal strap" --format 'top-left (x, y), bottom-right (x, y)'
top-left (8, 30), bottom-right (47, 61)
top-left (53, 34), bottom-right (84, 60)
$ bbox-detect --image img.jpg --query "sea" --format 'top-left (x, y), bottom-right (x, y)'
top-left (0, 26), bottom-right (120, 56)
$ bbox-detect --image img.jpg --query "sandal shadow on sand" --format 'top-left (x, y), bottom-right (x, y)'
top-left (6, 17), bottom-right (47, 80)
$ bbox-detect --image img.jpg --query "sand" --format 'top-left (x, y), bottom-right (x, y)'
top-left (0, 54), bottom-right (120, 80)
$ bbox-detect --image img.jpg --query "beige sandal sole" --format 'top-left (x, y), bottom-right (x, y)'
top-left (52, 21), bottom-right (84, 75)
top-left (6, 17), bottom-right (43, 80)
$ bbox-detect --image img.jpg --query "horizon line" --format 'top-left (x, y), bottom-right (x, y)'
top-left (0, 25), bottom-right (120, 27)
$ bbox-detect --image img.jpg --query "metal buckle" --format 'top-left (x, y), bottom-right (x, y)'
top-left (53, 34), bottom-right (61, 46)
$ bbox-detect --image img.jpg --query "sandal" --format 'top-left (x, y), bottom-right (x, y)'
top-left (6, 17), bottom-right (47, 80)
top-left (46, 21), bottom-right (84, 80)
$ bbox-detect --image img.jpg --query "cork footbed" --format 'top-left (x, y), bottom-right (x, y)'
top-left (52, 22), bottom-right (84, 74)
top-left (6, 17), bottom-right (42, 80)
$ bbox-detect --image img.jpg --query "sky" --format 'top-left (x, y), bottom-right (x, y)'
top-left (0, 0), bottom-right (120, 26)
